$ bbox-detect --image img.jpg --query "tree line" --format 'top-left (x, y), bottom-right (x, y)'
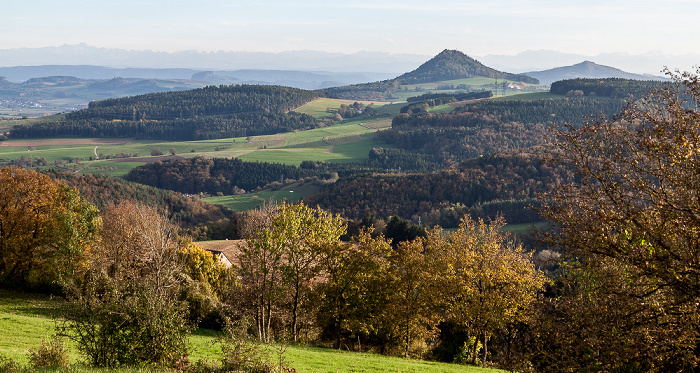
top-left (550, 77), bottom-right (667, 98)
top-left (123, 151), bottom-right (447, 198)
top-left (393, 96), bottom-right (629, 129)
top-left (77, 84), bottom-right (323, 120)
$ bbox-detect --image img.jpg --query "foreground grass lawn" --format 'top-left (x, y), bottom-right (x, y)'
top-left (0, 289), bottom-right (501, 372)
top-left (280, 345), bottom-right (503, 373)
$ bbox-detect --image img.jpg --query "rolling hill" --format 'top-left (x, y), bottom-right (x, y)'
top-left (525, 60), bottom-right (669, 86)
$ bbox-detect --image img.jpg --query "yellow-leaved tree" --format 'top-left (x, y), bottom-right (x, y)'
top-left (430, 217), bottom-right (546, 366)
top-left (240, 201), bottom-right (346, 342)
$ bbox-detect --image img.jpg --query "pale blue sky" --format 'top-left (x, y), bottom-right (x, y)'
top-left (3, 0), bottom-right (698, 57)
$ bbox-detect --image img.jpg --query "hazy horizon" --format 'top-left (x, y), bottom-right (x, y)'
top-left (6, 1), bottom-right (698, 55)
top-left (1, 43), bottom-right (695, 77)
top-left (4, 0), bottom-right (699, 75)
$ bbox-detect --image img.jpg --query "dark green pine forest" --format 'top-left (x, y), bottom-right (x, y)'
top-left (10, 84), bottom-right (325, 140)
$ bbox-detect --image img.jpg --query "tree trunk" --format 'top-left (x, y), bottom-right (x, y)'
top-left (405, 334), bottom-right (410, 358)
top-left (292, 281), bottom-right (299, 342)
top-left (482, 334), bottom-right (488, 367)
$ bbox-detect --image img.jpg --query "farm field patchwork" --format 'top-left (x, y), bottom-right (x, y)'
top-left (390, 77), bottom-right (547, 102)
top-left (0, 116), bottom-right (394, 176)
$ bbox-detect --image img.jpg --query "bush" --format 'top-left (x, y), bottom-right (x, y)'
top-left (0, 354), bottom-right (21, 372)
top-left (219, 318), bottom-right (293, 373)
top-left (151, 148), bottom-right (164, 156)
top-left (65, 274), bottom-right (191, 368)
top-left (28, 336), bottom-right (70, 369)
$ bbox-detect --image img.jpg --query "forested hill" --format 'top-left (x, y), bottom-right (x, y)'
top-left (303, 151), bottom-right (573, 226)
top-left (395, 49), bottom-right (539, 85)
top-left (73, 84), bottom-right (322, 120)
top-left (46, 170), bottom-right (230, 227)
top-left (526, 61), bottom-right (669, 86)
top-left (10, 84), bottom-right (326, 140)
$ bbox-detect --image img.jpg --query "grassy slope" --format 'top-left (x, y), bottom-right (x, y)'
top-left (203, 180), bottom-right (322, 211)
top-left (0, 289), bottom-right (500, 372)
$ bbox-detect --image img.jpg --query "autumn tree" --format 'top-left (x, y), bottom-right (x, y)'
top-left (0, 166), bottom-right (99, 289)
top-left (275, 202), bottom-right (345, 342)
top-left (315, 230), bottom-right (394, 351)
top-left (237, 203), bottom-right (282, 343)
top-left (387, 238), bottom-right (442, 358)
top-left (64, 201), bottom-right (191, 368)
top-left (179, 240), bottom-right (233, 324)
top-left (537, 68), bottom-right (700, 371)
top-left (239, 201), bottom-right (345, 342)
top-left (430, 217), bottom-right (546, 366)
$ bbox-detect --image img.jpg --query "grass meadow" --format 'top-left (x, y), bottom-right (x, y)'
top-left (0, 289), bottom-right (501, 373)
top-left (203, 180), bottom-right (322, 211)
top-left (0, 112), bottom-right (394, 177)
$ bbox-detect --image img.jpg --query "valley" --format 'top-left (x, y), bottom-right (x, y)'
top-left (0, 46), bottom-right (689, 372)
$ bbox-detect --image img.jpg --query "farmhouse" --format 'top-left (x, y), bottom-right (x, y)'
top-left (198, 239), bottom-right (247, 268)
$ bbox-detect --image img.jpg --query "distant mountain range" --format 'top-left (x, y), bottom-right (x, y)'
top-left (1, 44), bottom-right (696, 77)
top-left (0, 44), bottom-right (428, 74)
top-left (524, 61), bottom-right (670, 86)
top-left (0, 65), bottom-right (395, 90)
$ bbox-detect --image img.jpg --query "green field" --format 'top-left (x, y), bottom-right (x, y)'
top-left (502, 221), bottom-right (549, 234)
top-left (203, 180), bottom-right (322, 211)
top-left (295, 98), bottom-right (405, 120)
top-left (0, 115), bottom-right (394, 176)
top-left (0, 289), bottom-right (500, 372)
top-left (492, 92), bottom-right (562, 101)
top-left (387, 77), bottom-right (548, 102)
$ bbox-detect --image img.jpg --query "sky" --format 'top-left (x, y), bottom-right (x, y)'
top-left (3, 0), bottom-right (699, 58)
